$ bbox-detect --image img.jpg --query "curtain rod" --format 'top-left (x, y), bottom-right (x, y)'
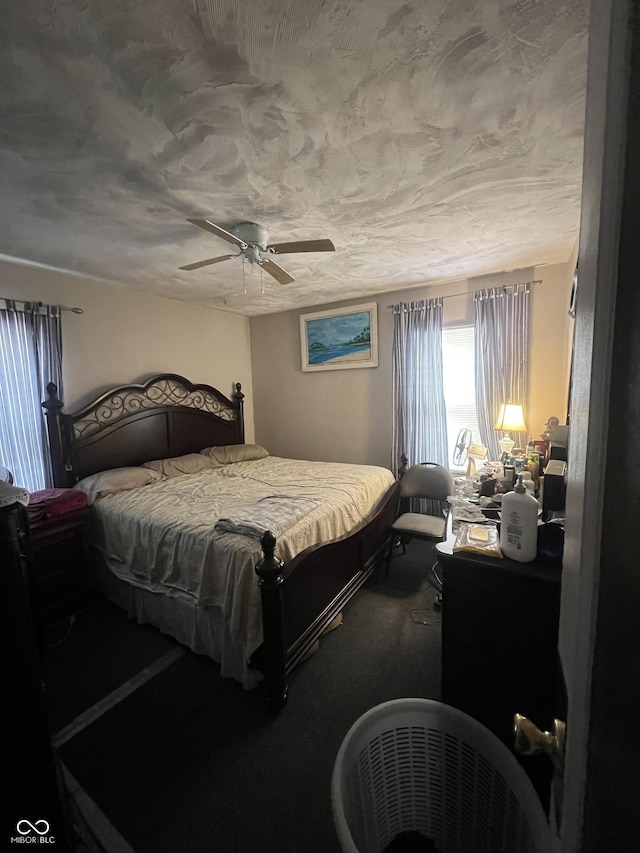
top-left (0, 297), bottom-right (83, 314)
top-left (385, 279), bottom-right (542, 309)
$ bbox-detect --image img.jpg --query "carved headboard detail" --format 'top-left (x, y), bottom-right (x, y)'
top-left (70, 375), bottom-right (238, 439)
top-left (43, 374), bottom-right (245, 487)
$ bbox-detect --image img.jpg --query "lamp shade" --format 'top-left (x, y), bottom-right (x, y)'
top-left (494, 403), bottom-right (527, 433)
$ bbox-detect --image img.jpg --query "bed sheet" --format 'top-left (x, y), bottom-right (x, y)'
top-left (87, 456), bottom-right (395, 661)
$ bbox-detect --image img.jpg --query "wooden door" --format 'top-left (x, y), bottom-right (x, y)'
top-left (554, 2), bottom-right (640, 850)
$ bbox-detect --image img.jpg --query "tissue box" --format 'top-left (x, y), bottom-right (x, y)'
top-left (543, 460), bottom-right (567, 513)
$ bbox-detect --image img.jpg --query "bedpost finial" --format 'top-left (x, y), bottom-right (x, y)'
top-left (233, 382), bottom-right (245, 444)
top-left (399, 453), bottom-right (408, 479)
top-left (261, 529), bottom-right (276, 558)
top-left (255, 530), bottom-right (284, 586)
top-left (42, 382), bottom-right (64, 413)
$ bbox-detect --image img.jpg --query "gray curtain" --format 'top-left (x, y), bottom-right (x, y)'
top-left (391, 298), bottom-right (448, 476)
top-left (0, 301), bottom-right (63, 490)
top-left (474, 284), bottom-right (531, 459)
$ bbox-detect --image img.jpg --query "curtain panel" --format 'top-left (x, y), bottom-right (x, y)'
top-left (391, 298), bottom-right (448, 475)
top-left (0, 301), bottom-right (63, 490)
top-left (473, 284), bottom-right (531, 459)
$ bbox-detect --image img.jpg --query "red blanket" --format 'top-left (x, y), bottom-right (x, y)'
top-left (27, 488), bottom-right (88, 520)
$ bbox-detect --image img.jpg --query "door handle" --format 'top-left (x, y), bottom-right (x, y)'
top-left (513, 713), bottom-right (566, 777)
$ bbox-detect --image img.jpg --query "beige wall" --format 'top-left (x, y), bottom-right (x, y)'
top-left (529, 262), bottom-right (575, 436)
top-left (2, 255), bottom-right (575, 465)
top-left (1, 259), bottom-right (255, 440)
top-left (250, 261), bottom-right (575, 470)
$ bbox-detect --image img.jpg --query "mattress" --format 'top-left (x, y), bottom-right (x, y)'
top-left (86, 455), bottom-right (395, 670)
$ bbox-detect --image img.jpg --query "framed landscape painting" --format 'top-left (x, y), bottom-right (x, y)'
top-left (300, 302), bottom-right (378, 372)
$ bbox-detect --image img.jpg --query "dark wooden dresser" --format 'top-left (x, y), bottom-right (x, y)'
top-left (0, 499), bottom-right (68, 845)
top-left (30, 508), bottom-right (91, 626)
top-left (435, 526), bottom-right (562, 809)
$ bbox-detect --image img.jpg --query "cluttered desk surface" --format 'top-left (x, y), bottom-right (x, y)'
top-left (435, 468), bottom-right (564, 584)
top-left (435, 513), bottom-right (562, 583)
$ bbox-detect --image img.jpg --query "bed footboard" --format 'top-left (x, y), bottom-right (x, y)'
top-left (252, 480), bottom-right (399, 710)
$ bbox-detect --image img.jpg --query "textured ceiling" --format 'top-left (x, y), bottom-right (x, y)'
top-left (0, 1), bottom-right (589, 316)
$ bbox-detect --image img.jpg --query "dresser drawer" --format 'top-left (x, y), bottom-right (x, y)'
top-left (36, 561), bottom-right (94, 625)
top-left (29, 512), bottom-right (91, 625)
top-left (33, 531), bottom-right (85, 577)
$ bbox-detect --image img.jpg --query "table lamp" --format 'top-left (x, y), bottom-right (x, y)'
top-left (495, 402), bottom-right (526, 457)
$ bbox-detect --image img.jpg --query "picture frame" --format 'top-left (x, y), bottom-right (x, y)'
top-left (569, 264), bottom-right (578, 317)
top-left (300, 302), bottom-right (378, 372)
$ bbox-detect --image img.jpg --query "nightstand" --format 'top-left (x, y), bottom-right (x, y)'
top-left (30, 508), bottom-right (93, 625)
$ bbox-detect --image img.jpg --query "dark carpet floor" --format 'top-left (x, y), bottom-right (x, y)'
top-left (43, 540), bottom-right (443, 853)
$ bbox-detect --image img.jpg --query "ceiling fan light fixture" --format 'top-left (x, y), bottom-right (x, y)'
top-left (233, 221), bottom-right (269, 249)
top-left (180, 217), bottom-right (334, 286)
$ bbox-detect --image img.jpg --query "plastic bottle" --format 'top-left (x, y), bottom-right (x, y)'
top-left (500, 472), bottom-right (539, 562)
top-left (520, 470), bottom-right (536, 497)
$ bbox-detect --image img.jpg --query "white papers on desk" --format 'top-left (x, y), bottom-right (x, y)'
top-left (448, 496), bottom-right (488, 523)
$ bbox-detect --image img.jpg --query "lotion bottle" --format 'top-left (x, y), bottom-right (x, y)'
top-left (500, 472), bottom-right (539, 562)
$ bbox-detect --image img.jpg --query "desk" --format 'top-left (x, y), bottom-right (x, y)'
top-left (435, 517), bottom-right (562, 809)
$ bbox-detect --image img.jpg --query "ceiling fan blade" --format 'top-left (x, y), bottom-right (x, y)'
top-left (266, 238), bottom-right (335, 254)
top-left (259, 258), bottom-right (295, 285)
top-left (186, 219), bottom-right (247, 248)
top-left (179, 254), bottom-right (235, 271)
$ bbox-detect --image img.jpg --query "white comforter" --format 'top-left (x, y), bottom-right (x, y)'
top-left (87, 456), bottom-right (395, 663)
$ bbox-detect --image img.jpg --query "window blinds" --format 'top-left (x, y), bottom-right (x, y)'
top-left (442, 325), bottom-right (483, 467)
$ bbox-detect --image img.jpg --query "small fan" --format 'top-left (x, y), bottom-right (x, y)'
top-left (452, 429), bottom-right (472, 469)
top-left (453, 429), bottom-right (487, 477)
top-left (179, 218), bottom-right (335, 285)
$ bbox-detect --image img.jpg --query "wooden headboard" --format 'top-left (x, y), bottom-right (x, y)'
top-left (43, 374), bottom-right (245, 487)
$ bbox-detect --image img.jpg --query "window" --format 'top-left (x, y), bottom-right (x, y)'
top-left (0, 301), bottom-right (63, 491)
top-left (442, 325), bottom-right (483, 470)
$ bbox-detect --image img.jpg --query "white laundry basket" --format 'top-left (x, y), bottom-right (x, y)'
top-left (331, 698), bottom-right (551, 853)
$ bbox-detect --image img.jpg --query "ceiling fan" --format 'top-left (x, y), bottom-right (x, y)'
top-left (179, 219), bottom-right (335, 285)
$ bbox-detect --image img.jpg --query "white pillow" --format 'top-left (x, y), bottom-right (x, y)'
top-left (142, 453), bottom-right (217, 478)
top-left (73, 467), bottom-right (165, 505)
top-left (199, 444), bottom-right (269, 465)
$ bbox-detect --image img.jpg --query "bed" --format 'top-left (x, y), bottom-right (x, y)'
top-left (43, 374), bottom-right (398, 708)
